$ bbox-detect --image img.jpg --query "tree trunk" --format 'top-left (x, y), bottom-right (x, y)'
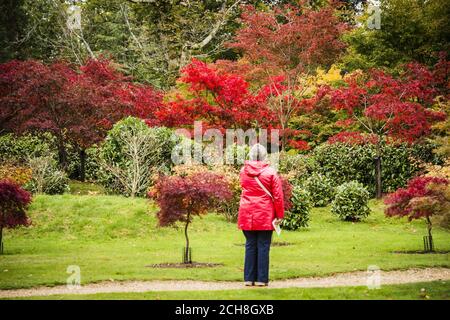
top-left (0, 227), bottom-right (3, 255)
top-left (184, 213), bottom-right (191, 264)
top-left (281, 121), bottom-right (287, 152)
top-left (375, 141), bottom-right (382, 199)
top-left (426, 216), bottom-right (434, 252)
top-left (79, 149), bottom-right (86, 182)
top-left (57, 138), bottom-right (68, 172)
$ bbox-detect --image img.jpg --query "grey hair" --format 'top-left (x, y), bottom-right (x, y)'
top-left (249, 143), bottom-right (267, 161)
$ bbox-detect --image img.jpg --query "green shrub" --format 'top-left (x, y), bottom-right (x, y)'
top-left (409, 141), bottom-right (444, 165)
top-left (25, 156), bottom-right (69, 194)
top-left (224, 143), bottom-right (250, 169)
top-left (312, 141), bottom-right (441, 195)
top-left (282, 186), bottom-right (311, 230)
top-left (303, 173), bottom-right (335, 207)
top-left (0, 133), bottom-right (55, 164)
top-left (331, 181), bottom-right (371, 221)
top-left (212, 166), bottom-right (241, 222)
top-left (278, 152), bottom-right (318, 185)
top-left (99, 117), bottom-right (179, 197)
top-left (0, 133), bottom-right (102, 181)
top-left (313, 143), bottom-right (375, 189)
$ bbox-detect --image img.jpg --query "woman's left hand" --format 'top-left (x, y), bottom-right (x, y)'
top-left (274, 218), bottom-right (283, 225)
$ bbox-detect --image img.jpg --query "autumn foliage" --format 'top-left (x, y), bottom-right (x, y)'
top-left (158, 59), bottom-right (275, 131)
top-left (0, 58), bottom-right (163, 142)
top-left (317, 58), bottom-right (448, 198)
top-left (384, 175), bottom-right (449, 250)
top-left (384, 176), bottom-right (449, 221)
top-left (0, 164), bottom-right (32, 186)
top-left (327, 131), bottom-right (379, 145)
top-left (325, 60), bottom-right (447, 143)
top-left (228, 3), bottom-right (347, 78)
top-left (0, 180), bottom-right (32, 253)
top-left (153, 3), bottom-right (349, 151)
top-left (223, 2), bottom-right (347, 149)
top-left (0, 58), bottom-right (163, 178)
top-left (1, 59), bottom-right (124, 145)
top-left (150, 172), bottom-right (232, 227)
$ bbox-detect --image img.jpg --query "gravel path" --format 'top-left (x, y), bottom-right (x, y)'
top-left (0, 267), bottom-right (449, 298)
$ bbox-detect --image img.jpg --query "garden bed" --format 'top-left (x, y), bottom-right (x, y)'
top-left (392, 250), bottom-right (450, 255)
top-left (234, 241), bottom-right (293, 247)
top-left (146, 262), bottom-right (223, 269)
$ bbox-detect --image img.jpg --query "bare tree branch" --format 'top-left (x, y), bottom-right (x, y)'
top-left (100, 129), bottom-right (162, 197)
top-left (190, 0), bottom-right (241, 50)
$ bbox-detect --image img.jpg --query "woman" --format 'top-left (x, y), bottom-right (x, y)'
top-left (238, 143), bottom-right (284, 287)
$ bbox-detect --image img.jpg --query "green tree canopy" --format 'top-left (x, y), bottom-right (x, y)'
top-left (341, 0), bottom-right (450, 71)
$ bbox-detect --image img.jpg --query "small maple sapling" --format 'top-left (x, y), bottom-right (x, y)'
top-left (149, 171), bottom-right (232, 263)
top-left (384, 176), bottom-right (449, 251)
top-left (0, 180), bottom-right (32, 254)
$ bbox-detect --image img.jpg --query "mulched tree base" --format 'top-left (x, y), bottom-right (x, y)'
top-left (272, 241), bottom-right (293, 247)
top-left (392, 250), bottom-right (450, 254)
top-left (146, 262), bottom-right (223, 268)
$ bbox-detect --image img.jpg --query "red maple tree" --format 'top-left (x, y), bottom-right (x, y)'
top-left (0, 58), bottom-right (163, 180)
top-left (228, 3), bottom-right (347, 79)
top-left (158, 59), bottom-right (317, 153)
top-left (317, 60), bottom-right (447, 197)
top-left (157, 58), bottom-right (276, 132)
top-left (156, 3), bottom-right (347, 151)
top-left (222, 2), bottom-right (347, 150)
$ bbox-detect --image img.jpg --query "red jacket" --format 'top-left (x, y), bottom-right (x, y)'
top-left (238, 161), bottom-right (284, 230)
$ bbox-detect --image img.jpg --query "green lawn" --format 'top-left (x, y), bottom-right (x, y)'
top-left (68, 180), bottom-right (106, 195)
top-left (0, 193), bottom-right (449, 290)
top-left (5, 281), bottom-right (449, 300)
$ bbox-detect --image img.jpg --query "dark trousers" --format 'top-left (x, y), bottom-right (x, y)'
top-left (243, 230), bottom-right (273, 283)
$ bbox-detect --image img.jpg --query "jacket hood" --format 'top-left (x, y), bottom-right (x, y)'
top-left (243, 160), bottom-right (270, 177)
